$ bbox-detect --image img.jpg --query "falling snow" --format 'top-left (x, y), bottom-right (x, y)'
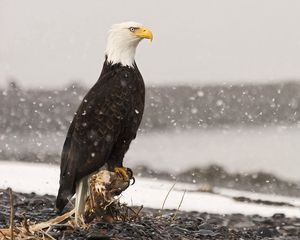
top-left (0, 80), bottom-right (299, 190)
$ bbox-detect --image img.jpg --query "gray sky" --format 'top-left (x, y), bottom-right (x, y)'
top-left (1, 0), bottom-right (300, 88)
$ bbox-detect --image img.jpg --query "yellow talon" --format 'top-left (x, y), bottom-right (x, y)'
top-left (114, 167), bottom-right (131, 182)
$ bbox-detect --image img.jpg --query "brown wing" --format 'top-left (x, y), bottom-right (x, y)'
top-left (56, 67), bottom-right (133, 212)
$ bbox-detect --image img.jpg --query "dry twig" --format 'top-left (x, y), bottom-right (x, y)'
top-left (126, 205), bottom-right (143, 221)
top-left (134, 205), bottom-right (143, 220)
top-left (8, 188), bottom-right (14, 240)
top-left (161, 182), bottom-right (176, 211)
top-left (0, 230), bottom-right (8, 240)
top-left (40, 229), bottom-right (56, 240)
top-left (30, 209), bottom-right (75, 232)
top-left (171, 189), bottom-right (186, 222)
top-left (0, 209), bottom-right (75, 239)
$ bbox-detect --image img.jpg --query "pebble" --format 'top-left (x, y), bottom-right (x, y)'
top-left (257, 227), bottom-right (278, 238)
top-left (86, 232), bottom-right (111, 240)
top-left (198, 222), bottom-right (214, 230)
top-left (197, 229), bottom-right (219, 237)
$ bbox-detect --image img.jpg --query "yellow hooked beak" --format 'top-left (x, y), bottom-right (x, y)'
top-left (135, 27), bottom-right (153, 41)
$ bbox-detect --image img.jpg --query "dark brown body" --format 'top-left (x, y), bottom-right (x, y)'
top-left (56, 59), bottom-right (145, 212)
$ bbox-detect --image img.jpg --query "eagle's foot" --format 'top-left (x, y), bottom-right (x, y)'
top-left (114, 167), bottom-right (134, 183)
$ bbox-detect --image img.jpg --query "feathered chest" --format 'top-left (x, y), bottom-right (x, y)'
top-left (73, 62), bottom-right (145, 140)
top-left (116, 68), bottom-right (145, 129)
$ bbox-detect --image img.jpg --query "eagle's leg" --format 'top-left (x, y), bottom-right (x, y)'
top-left (114, 167), bottom-right (133, 182)
top-left (109, 138), bottom-right (135, 184)
top-left (75, 175), bottom-right (89, 225)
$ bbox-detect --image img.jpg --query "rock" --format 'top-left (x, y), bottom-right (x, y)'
top-left (257, 227), bottom-right (278, 238)
top-left (273, 213), bottom-right (286, 219)
top-left (86, 232), bottom-right (111, 240)
top-left (198, 223), bottom-right (214, 230)
top-left (196, 229), bottom-right (219, 237)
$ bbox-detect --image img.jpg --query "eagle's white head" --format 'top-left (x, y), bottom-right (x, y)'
top-left (105, 21), bottom-right (153, 67)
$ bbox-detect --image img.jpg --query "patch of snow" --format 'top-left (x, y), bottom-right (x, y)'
top-left (1, 161), bottom-right (300, 217)
top-left (0, 161), bottom-right (59, 195)
top-left (122, 178), bottom-right (300, 217)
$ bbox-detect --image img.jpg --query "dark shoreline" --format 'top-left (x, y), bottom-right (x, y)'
top-left (1, 190), bottom-right (300, 239)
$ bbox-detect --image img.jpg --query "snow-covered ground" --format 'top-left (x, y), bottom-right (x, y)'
top-left (1, 161), bottom-right (300, 218)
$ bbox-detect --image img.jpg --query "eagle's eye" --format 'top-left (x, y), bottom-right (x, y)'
top-left (129, 27), bottom-right (136, 32)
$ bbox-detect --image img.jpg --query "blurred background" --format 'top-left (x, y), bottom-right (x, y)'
top-left (1, 0), bottom-right (300, 196)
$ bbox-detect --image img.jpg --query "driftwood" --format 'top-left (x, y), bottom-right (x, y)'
top-left (0, 209), bottom-right (75, 240)
top-left (84, 170), bottom-right (132, 223)
top-left (0, 170), bottom-right (139, 239)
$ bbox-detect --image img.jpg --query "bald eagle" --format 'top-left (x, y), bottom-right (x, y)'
top-left (55, 22), bottom-right (153, 220)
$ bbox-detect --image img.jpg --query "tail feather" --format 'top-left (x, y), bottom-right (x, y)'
top-left (56, 174), bottom-right (76, 213)
top-left (56, 191), bottom-right (69, 213)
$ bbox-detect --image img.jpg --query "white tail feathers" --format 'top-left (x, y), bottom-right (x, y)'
top-left (74, 176), bottom-right (89, 225)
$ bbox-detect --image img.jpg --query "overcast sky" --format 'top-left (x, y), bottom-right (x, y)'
top-left (1, 0), bottom-right (300, 89)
